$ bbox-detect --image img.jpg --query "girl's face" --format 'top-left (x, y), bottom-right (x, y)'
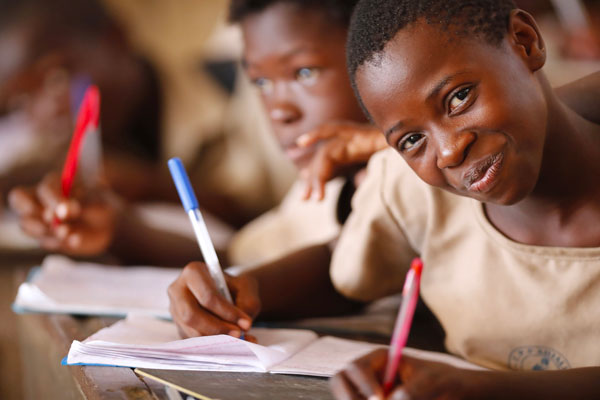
top-left (356, 18), bottom-right (548, 205)
top-left (242, 3), bottom-right (365, 169)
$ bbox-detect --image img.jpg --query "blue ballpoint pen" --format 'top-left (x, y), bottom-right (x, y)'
top-left (168, 157), bottom-right (233, 304)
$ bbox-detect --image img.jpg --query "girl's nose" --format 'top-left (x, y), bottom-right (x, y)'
top-left (436, 130), bottom-right (476, 169)
top-left (270, 104), bottom-right (302, 125)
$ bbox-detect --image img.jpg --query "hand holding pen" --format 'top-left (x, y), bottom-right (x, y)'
top-left (167, 158), bottom-right (260, 341)
top-left (329, 258), bottom-right (479, 400)
top-left (8, 85), bottom-right (116, 256)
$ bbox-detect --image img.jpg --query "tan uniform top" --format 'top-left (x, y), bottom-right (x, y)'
top-left (228, 178), bottom-right (348, 266)
top-left (331, 148), bottom-right (600, 371)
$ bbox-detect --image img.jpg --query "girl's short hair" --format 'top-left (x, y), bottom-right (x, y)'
top-left (347, 0), bottom-right (517, 85)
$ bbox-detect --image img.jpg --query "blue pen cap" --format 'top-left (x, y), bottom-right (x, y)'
top-left (168, 157), bottom-right (199, 212)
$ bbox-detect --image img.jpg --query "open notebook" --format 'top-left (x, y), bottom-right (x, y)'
top-left (65, 314), bottom-right (484, 377)
top-left (13, 255), bottom-right (179, 318)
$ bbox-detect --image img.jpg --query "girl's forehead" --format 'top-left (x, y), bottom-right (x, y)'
top-left (361, 24), bottom-right (505, 86)
top-left (242, 10), bottom-right (346, 69)
top-left (356, 24), bottom-right (511, 123)
top-left (242, 4), bottom-right (338, 51)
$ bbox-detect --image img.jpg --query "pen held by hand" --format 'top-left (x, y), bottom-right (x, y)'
top-left (168, 157), bottom-right (233, 304)
top-left (383, 257), bottom-right (423, 394)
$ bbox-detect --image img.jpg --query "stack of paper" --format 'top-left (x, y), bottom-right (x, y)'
top-left (65, 314), bottom-right (484, 377)
top-left (13, 255), bottom-right (179, 318)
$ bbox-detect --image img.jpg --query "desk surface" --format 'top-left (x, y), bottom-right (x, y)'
top-left (18, 313), bottom-right (169, 400)
top-left (136, 369), bottom-right (333, 400)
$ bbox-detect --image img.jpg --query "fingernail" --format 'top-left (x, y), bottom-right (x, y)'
top-left (228, 330), bottom-right (241, 338)
top-left (237, 318), bottom-right (251, 331)
top-left (55, 202), bottom-right (68, 219)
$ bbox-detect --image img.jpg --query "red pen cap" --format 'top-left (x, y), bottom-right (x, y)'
top-left (411, 257), bottom-right (423, 276)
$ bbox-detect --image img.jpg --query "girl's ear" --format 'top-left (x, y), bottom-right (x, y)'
top-left (508, 9), bottom-right (546, 72)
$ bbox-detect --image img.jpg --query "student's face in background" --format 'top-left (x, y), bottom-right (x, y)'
top-left (356, 16), bottom-right (548, 205)
top-left (241, 3), bottom-right (365, 169)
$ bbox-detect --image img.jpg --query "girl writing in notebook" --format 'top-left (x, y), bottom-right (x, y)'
top-left (327, 0), bottom-right (600, 398)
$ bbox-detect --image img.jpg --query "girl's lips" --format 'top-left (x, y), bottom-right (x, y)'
top-left (464, 152), bottom-right (504, 193)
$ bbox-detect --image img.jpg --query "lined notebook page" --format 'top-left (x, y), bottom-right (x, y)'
top-left (66, 315), bottom-right (485, 376)
top-left (270, 336), bottom-right (384, 377)
top-left (67, 315), bottom-right (318, 372)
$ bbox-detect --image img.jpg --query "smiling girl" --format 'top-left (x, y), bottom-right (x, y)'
top-left (330, 0), bottom-right (600, 398)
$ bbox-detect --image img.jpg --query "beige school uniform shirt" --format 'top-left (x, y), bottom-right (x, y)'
top-left (331, 148), bottom-right (600, 371)
top-left (228, 178), bottom-right (347, 266)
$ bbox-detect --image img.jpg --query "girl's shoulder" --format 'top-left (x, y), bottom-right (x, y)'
top-left (555, 71), bottom-right (600, 124)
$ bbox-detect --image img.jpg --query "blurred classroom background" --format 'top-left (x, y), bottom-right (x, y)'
top-left (0, 0), bottom-right (598, 398)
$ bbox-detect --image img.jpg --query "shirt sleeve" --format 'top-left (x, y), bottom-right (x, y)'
top-left (330, 149), bottom-right (419, 302)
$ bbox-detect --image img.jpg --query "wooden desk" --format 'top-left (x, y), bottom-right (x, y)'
top-left (18, 313), bottom-right (169, 400)
top-left (1, 253), bottom-right (42, 400)
top-left (2, 250), bottom-right (164, 400)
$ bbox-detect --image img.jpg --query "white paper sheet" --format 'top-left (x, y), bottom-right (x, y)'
top-left (65, 314), bottom-right (485, 377)
top-left (14, 255), bottom-right (179, 318)
top-left (67, 314), bottom-right (317, 372)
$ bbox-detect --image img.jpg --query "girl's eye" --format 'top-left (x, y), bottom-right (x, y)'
top-left (253, 77), bottom-right (273, 94)
top-left (449, 87), bottom-right (471, 112)
top-left (295, 67), bottom-right (320, 85)
top-left (399, 133), bottom-right (424, 151)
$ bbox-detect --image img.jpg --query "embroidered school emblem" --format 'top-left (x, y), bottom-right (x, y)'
top-left (508, 346), bottom-right (571, 371)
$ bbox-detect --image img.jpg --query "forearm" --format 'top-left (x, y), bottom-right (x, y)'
top-left (242, 244), bottom-right (363, 320)
top-left (468, 367), bottom-right (600, 400)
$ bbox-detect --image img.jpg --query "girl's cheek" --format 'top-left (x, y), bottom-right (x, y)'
top-left (408, 157), bottom-right (447, 188)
